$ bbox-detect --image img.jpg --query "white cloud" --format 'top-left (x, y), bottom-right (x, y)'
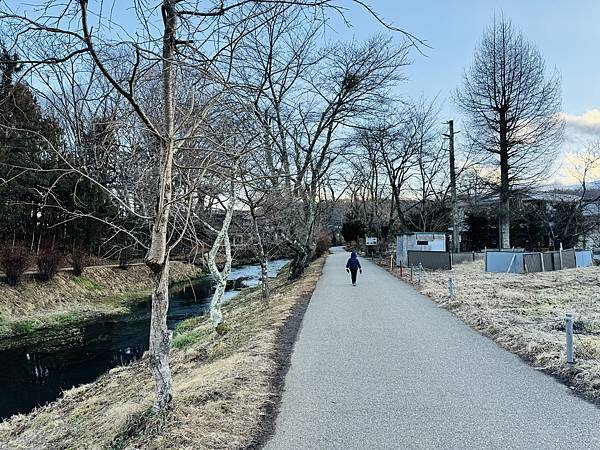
top-left (561, 109), bottom-right (600, 136)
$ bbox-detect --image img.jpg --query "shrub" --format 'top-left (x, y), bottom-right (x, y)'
top-left (36, 248), bottom-right (62, 282)
top-left (71, 249), bottom-right (88, 277)
top-left (0, 245), bottom-right (31, 286)
top-left (118, 250), bottom-right (130, 270)
top-left (315, 233), bottom-right (332, 258)
top-left (215, 322), bottom-right (231, 336)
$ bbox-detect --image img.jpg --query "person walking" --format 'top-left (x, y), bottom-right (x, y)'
top-left (346, 251), bottom-right (362, 286)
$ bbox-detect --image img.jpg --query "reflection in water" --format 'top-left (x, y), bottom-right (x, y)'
top-left (26, 353), bottom-right (50, 383)
top-left (0, 259), bottom-right (288, 420)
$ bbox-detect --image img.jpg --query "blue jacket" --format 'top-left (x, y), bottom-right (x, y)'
top-left (346, 251), bottom-right (362, 271)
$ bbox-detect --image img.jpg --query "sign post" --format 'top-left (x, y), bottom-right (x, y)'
top-left (365, 236), bottom-right (378, 246)
top-left (365, 236), bottom-right (378, 259)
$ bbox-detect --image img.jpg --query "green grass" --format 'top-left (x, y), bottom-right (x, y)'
top-left (172, 330), bottom-right (203, 349)
top-left (174, 317), bottom-right (203, 335)
top-left (73, 276), bottom-right (104, 291)
top-left (11, 319), bottom-right (37, 335)
top-left (54, 311), bottom-right (83, 326)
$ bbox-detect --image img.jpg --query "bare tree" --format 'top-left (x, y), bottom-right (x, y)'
top-left (238, 153), bottom-right (282, 301)
top-left (240, 6), bottom-right (411, 276)
top-left (343, 146), bottom-right (392, 239)
top-left (355, 98), bottom-right (441, 233)
top-left (559, 139), bottom-right (600, 246)
top-left (1, 0), bottom-right (419, 413)
top-left (456, 16), bottom-right (563, 248)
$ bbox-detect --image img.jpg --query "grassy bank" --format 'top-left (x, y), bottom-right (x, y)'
top-left (0, 255), bottom-right (325, 449)
top-left (0, 262), bottom-right (200, 345)
top-left (387, 260), bottom-right (600, 404)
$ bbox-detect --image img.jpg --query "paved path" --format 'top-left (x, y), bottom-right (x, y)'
top-left (266, 247), bottom-right (600, 449)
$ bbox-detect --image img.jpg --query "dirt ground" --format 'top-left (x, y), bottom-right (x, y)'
top-left (388, 260), bottom-right (600, 404)
top-left (0, 256), bottom-right (325, 450)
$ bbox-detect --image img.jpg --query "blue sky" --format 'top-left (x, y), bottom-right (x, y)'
top-left (333, 0), bottom-right (600, 116)
top-left (330, 1), bottom-right (600, 183)
top-left (5, 0), bottom-right (599, 182)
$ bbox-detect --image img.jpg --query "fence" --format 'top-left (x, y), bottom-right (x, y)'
top-left (485, 250), bottom-right (524, 273)
top-left (523, 253), bottom-right (544, 272)
top-left (407, 250), bottom-right (451, 270)
top-left (485, 249), bottom-right (592, 273)
top-left (450, 252), bottom-right (484, 265)
top-left (576, 250), bottom-right (593, 267)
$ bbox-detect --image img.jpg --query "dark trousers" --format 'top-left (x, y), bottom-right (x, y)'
top-left (350, 268), bottom-right (358, 283)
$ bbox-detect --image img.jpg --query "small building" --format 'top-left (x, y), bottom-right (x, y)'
top-left (396, 232), bottom-right (447, 266)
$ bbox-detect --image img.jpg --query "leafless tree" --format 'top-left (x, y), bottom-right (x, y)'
top-left (559, 139), bottom-right (600, 246)
top-left (343, 146), bottom-right (392, 238)
top-left (352, 98), bottom-right (442, 232)
top-left (1, 0), bottom-right (420, 413)
top-left (238, 151), bottom-right (287, 301)
top-left (456, 16), bottom-right (563, 249)
top-left (239, 7), bottom-right (412, 276)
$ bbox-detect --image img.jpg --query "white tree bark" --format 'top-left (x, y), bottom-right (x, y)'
top-left (207, 170), bottom-right (237, 328)
top-left (208, 229), bottom-right (232, 327)
top-left (250, 205), bottom-right (269, 301)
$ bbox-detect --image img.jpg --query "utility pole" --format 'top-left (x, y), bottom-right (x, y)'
top-left (444, 120), bottom-right (460, 253)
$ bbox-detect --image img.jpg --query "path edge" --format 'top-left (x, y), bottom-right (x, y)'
top-left (247, 254), bottom-right (327, 449)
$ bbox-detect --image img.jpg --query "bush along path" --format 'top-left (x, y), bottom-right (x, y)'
top-left (0, 256), bottom-right (326, 449)
top-left (266, 247), bottom-right (600, 449)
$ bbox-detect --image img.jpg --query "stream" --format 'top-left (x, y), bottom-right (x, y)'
top-left (0, 259), bottom-right (289, 421)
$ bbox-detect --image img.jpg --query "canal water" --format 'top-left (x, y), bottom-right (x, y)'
top-left (0, 259), bottom-right (289, 420)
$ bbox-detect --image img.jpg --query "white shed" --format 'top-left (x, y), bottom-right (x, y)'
top-left (396, 232), bottom-right (447, 266)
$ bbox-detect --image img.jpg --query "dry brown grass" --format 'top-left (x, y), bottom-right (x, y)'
top-left (387, 260), bottom-right (600, 403)
top-left (0, 256), bottom-right (325, 450)
top-left (0, 262), bottom-right (200, 341)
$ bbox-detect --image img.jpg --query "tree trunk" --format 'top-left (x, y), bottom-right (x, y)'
top-left (208, 230), bottom-right (233, 327)
top-left (144, 0), bottom-right (177, 412)
top-left (290, 195), bottom-right (317, 279)
top-left (499, 111), bottom-right (510, 249)
top-left (208, 169), bottom-right (237, 327)
top-left (259, 258), bottom-right (269, 301)
top-left (289, 246), bottom-right (309, 280)
top-left (148, 262), bottom-right (172, 411)
top-left (250, 207), bottom-right (269, 301)
top-left (390, 178), bottom-right (406, 232)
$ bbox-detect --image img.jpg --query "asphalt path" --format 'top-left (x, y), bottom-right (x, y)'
top-left (265, 247), bottom-right (600, 449)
